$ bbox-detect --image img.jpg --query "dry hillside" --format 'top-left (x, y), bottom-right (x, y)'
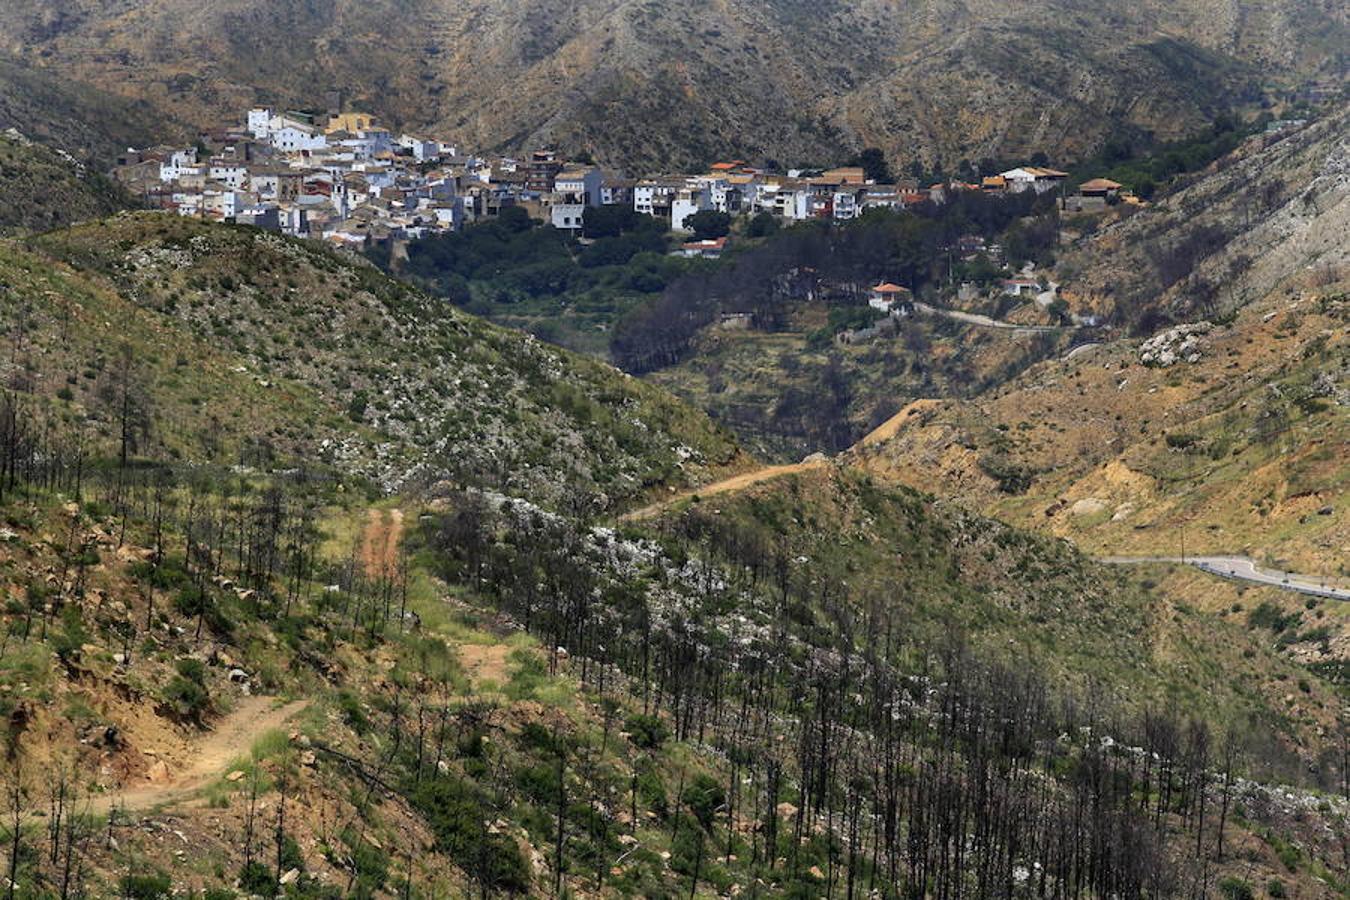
top-left (1, 0), bottom-right (1344, 170)
top-left (1059, 106), bottom-right (1350, 328)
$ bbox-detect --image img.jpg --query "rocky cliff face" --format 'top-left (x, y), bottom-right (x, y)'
top-left (1, 0), bottom-right (1342, 170)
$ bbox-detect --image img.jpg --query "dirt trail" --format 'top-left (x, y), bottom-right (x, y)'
top-left (854, 398), bottom-right (950, 448)
top-left (620, 460), bottom-right (828, 522)
top-left (75, 697), bottom-right (310, 817)
top-left (360, 508), bottom-right (404, 579)
top-left (459, 643), bottom-right (513, 686)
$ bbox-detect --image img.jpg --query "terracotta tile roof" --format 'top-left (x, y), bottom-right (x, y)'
top-left (1079, 177), bottom-right (1123, 191)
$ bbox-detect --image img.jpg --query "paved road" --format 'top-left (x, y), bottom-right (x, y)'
top-left (912, 301), bottom-right (1078, 333)
top-left (1064, 341), bottom-right (1103, 359)
top-left (1099, 555), bottom-right (1350, 601)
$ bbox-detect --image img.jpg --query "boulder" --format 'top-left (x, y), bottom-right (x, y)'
top-left (1070, 498), bottom-right (1108, 517)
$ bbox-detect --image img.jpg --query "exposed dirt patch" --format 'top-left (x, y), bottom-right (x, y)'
top-left (360, 508), bottom-right (404, 580)
top-left (458, 643), bottom-right (513, 687)
top-left (47, 697), bottom-right (309, 816)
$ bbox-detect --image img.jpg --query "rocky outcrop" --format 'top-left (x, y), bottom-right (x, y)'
top-left (1138, 322), bottom-right (1213, 366)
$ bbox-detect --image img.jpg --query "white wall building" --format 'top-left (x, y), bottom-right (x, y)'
top-left (832, 190), bottom-right (860, 220)
top-left (999, 167), bottom-right (1068, 194)
top-left (671, 184), bottom-right (714, 232)
top-left (548, 168), bottom-right (602, 230)
top-left (634, 180), bottom-right (680, 218)
top-left (273, 123), bottom-right (327, 154)
top-left (247, 108), bottom-right (275, 140)
top-left (209, 161), bottom-right (249, 190)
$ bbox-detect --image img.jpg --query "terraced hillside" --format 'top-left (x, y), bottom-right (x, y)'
top-left (1056, 106), bottom-right (1350, 330)
top-left (847, 106), bottom-right (1350, 573)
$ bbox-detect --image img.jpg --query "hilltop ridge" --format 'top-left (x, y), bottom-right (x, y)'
top-left (2, 0), bottom-right (1343, 171)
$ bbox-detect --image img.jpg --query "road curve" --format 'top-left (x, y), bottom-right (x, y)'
top-left (26, 697), bottom-right (312, 820)
top-left (1099, 555), bottom-right (1350, 601)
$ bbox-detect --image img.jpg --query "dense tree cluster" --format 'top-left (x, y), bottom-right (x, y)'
top-left (612, 191), bottom-right (1058, 373)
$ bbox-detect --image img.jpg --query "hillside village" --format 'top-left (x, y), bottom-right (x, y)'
top-left (111, 104), bottom-right (1136, 256)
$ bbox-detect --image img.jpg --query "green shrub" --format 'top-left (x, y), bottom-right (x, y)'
top-left (1219, 877), bottom-right (1253, 900)
top-left (344, 829), bottom-right (389, 898)
top-left (1247, 602), bottom-right (1299, 634)
top-left (336, 690), bottom-right (369, 734)
top-left (237, 861), bottom-right (276, 896)
top-left (164, 657), bottom-right (210, 720)
top-left (624, 713), bottom-right (669, 750)
top-left (49, 604), bottom-right (89, 663)
top-left (120, 870), bottom-right (173, 899)
top-left (408, 775), bottom-right (530, 893)
top-left (634, 764), bottom-right (668, 818)
top-left (681, 773), bottom-right (726, 831)
top-left (174, 585), bottom-right (208, 617)
top-left (977, 454), bottom-right (1034, 494)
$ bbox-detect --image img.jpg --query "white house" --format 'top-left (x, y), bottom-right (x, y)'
top-left (999, 166), bottom-right (1068, 194)
top-left (555, 168), bottom-right (602, 206)
top-left (634, 179), bottom-right (681, 219)
top-left (358, 128), bottom-right (394, 156)
top-left (273, 122), bottom-right (327, 154)
top-left (399, 136), bottom-right (443, 162)
top-left (600, 176), bottom-right (635, 206)
top-left (282, 206), bottom-right (309, 237)
top-left (549, 167), bottom-right (602, 231)
top-left (869, 282), bottom-right (912, 313)
top-left (832, 190), bottom-right (860, 220)
top-left (170, 191), bottom-right (203, 217)
top-left (208, 160), bottom-right (249, 190)
top-left (247, 108), bottom-right (275, 140)
top-left (692, 176), bottom-right (731, 212)
top-left (671, 184), bottom-right (714, 232)
top-left (202, 188), bottom-right (249, 220)
top-left (1002, 277), bottom-right (1040, 296)
top-left (677, 237), bottom-right (727, 259)
top-left (160, 161), bottom-right (203, 184)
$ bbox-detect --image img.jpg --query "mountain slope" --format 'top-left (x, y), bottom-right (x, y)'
top-left (0, 53), bottom-right (176, 162)
top-left (0, 132), bottom-right (131, 232)
top-left (848, 105), bottom-right (1350, 572)
top-left (2, 0), bottom-right (1343, 170)
top-left (1058, 106), bottom-right (1350, 330)
top-left (10, 213), bottom-right (745, 508)
top-left (2, 208), bottom-right (1347, 897)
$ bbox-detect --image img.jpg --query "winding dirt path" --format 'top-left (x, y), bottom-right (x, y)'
top-left (620, 460), bottom-right (828, 522)
top-left (70, 697), bottom-right (310, 817)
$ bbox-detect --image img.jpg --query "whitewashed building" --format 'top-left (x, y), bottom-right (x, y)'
top-left (549, 167), bottom-right (602, 231)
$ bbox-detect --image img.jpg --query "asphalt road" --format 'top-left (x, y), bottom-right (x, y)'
top-left (1099, 555), bottom-right (1350, 601)
top-left (911, 301), bottom-right (1074, 333)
